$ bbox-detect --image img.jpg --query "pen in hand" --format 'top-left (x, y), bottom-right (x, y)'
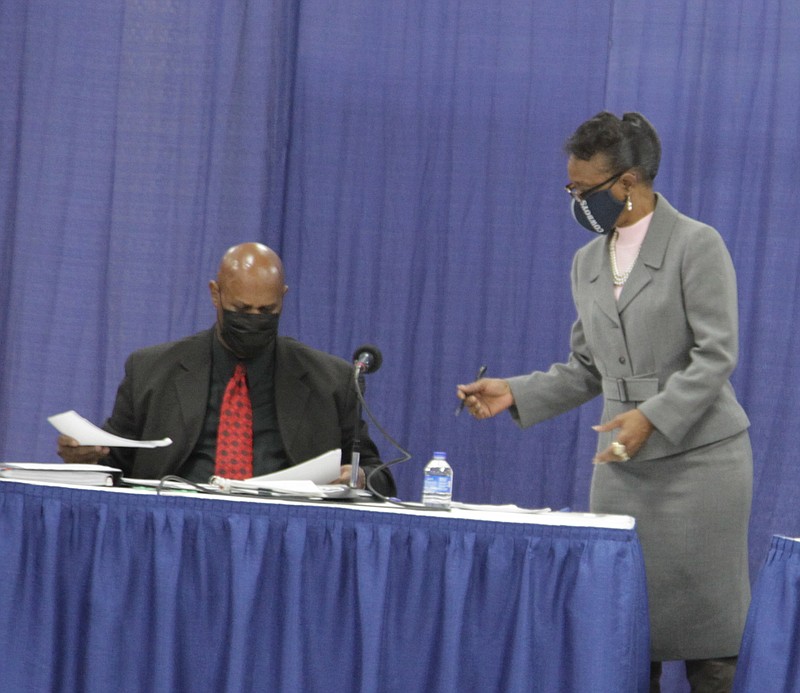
top-left (455, 365), bottom-right (488, 416)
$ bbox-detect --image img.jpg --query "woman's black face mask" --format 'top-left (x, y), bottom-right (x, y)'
top-left (569, 188), bottom-right (626, 235)
top-left (219, 310), bottom-right (279, 359)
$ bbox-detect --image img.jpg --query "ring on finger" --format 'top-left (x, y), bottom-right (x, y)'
top-left (611, 441), bottom-right (630, 461)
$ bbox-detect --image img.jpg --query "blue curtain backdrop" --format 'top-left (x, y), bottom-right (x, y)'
top-left (1, 1), bottom-right (799, 686)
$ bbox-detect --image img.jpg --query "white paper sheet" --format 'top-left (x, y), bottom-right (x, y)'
top-left (48, 410), bottom-right (173, 448)
top-left (206, 450), bottom-right (346, 497)
top-left (248, 448), bottom-right (342, 484)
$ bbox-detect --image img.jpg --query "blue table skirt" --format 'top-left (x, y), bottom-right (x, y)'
top-left (734, 535), bottom-right (800, 693)
top-left (0, 481), bottom-right (650, 692)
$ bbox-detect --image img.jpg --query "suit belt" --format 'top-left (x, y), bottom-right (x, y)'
top-left (602, 376), bottom-right (659, 403)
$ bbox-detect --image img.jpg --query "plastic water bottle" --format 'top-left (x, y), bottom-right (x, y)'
top-left (421, 451), bottom-right (453, 509)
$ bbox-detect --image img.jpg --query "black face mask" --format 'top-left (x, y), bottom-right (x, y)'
top-left (219, 310), bottom-right (279, 359)
top-left (570, 189), bottom-right (625, 235)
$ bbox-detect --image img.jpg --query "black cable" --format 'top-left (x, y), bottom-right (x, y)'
top-left (155, 475), bottom-right (222, 496)
top-left (151, 474), bottom-right (361, 506)
top-left (356, 371), bottom-right (452, 512)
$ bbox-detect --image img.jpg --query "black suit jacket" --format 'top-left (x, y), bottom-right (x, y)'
top-left (102, 329), bottom-right (396, 495)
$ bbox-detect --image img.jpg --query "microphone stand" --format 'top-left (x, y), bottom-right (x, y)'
top-left (345, 346), bottom-right (381, 499)
top-left (349, 367), bottom-right (362, 488)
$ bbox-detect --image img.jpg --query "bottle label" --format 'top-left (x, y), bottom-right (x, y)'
top-left (423, 474), bottom-right (452, 494)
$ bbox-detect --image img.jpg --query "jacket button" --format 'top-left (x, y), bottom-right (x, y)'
top-left (618, 356), bottom-right (626, 364)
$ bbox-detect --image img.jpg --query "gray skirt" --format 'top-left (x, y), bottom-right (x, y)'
top-left (590, 431), bottom-right (753, 661)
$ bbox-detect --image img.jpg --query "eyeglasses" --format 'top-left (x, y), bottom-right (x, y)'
top-left (565, 172), bottom-right (623, 201)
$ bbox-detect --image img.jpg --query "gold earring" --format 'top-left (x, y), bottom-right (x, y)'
top-left (626, 195), bottom-right (633, 211)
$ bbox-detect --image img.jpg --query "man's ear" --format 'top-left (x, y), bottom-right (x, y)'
top-left (209, 280), bottom-right (221, 308)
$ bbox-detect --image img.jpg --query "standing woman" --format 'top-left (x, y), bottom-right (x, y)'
top-left (458, 112), bottom-right (752, 692)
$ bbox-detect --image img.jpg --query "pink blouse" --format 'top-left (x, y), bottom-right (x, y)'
top-left (613, 211), bottom-right (654, 300)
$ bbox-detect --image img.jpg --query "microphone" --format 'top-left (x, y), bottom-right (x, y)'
top-left (348, 344), bottom-right (382, 490)
top-left (346, 343), bottom-right (416, 506)
top-left (352, 344), bottom-right (383, 375)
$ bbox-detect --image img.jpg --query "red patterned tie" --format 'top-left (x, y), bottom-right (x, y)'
top-left (215, 363), bottom-right (253, 479)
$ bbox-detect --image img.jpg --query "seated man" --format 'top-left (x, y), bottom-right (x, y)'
top-left (58, 242), bottom-right (396, 496)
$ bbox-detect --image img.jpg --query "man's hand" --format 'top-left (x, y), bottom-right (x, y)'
top-left (57, 435), bottom-right (110, 465)
top-left (592, 409), bottom-right (654, 463)
top-left (456, 378), bottom-right (515, 420)
top-left (334, 464), bottom-right (366, 488)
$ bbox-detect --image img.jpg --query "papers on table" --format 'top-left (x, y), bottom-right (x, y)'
top-left (249, 448), bottom-right (342, 485)
top-left (209, 449), bottom-right (352, 498)
top-left (48, 410), bottom-right (172, 448)
top-left (451, 502), bottom-right (552, 513)
top-left (119, 450), bottom-right (348, 498)
top-left (0, 462), bottom-right (121, 486)
top-left (450, 508), bottom-right (636, 529)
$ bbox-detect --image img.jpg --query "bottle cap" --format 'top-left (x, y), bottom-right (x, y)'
top-left (433, 451), bottom-right (446, 458)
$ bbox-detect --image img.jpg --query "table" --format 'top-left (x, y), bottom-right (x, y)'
top-left (0, 480), bottom-right (650, 692)
top-left (734, 535), bottom-right (800, 693)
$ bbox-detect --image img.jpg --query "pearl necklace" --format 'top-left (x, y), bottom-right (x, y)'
top-left (609, 230), bottom-right (639, 286)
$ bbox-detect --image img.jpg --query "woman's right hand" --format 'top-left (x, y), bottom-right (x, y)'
top-left (456, 378), bottom-right (515, 419)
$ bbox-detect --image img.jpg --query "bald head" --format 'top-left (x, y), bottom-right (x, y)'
top-left (210, 242), bottom-right (288, 318)
top-left (218, 242), bottom-right (284, 286)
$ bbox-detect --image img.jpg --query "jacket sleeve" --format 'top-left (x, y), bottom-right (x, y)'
top-left (100, 352), bottom-right (142, 476)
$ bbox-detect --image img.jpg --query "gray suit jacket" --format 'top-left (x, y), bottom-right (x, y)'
top-left (507, 194), bottom-right (750, 461)
top-left (102, 330), bottom-right (396, 494)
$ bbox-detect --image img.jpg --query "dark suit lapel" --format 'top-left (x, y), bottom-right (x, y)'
top-left (172, 330), bottom-right (213, 442)
top-left (274, 337), bottom-right (311, 462)
top-left (133, 329), bottom-right (213, 476)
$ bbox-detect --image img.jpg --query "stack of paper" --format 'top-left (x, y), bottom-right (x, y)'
top-left (209, 449), bottom-right (351, 498)
top-left (0, 463), bottom-right (122, 486)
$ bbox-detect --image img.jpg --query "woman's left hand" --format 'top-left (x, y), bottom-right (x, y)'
top-left (592, 409), bottom-right (655, 463)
